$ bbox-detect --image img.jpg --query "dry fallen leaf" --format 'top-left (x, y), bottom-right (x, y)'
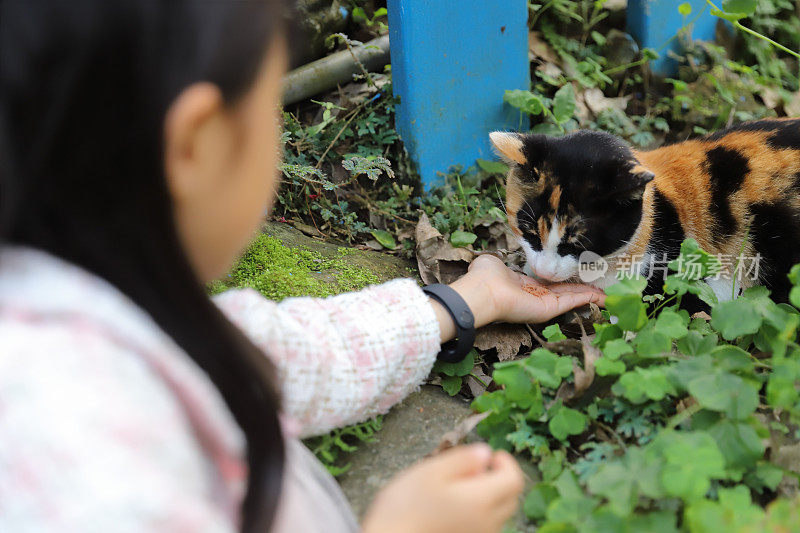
top-left (583, 87), bottom-right (630, 117)
top-left (574, 91), bottom-right (592, 125)
top-left (360, 239), bottom-right (384, 251)
top-left (785, 91), bottom-right (800, 117)
top-left (415, 213), bottom-right (474, 284)
top-left (540, 62), bottom-right (564, 79)
top-left (474, 218), bottom-right (522, 254)
top-left (560, 303), bottom-right (604, 337)
top-left (291, 219), bottom-right (323, 237)
top-left (759, 87), bottom-right (782, 110)
top-left (435, 412), bottom-right (491, 454)
top-left (415, 212), bottom-right (442, 242)
top-left (771, 442), bottom-right (800, 497)
top-left (604, 0), bottom-right (627, 10)
top-left (529, 31), bottom-right (560, 65)
top-left (466, 365), bottom-right (492, 397)
top-left (475, 323), bottom-right (532, 361)
top-left (573, 333), bottom-right (600, 395)
top-left (554, 321), bottom-right (599, 403)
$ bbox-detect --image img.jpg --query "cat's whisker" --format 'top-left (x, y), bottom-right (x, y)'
top-left (494, 185), bottom-right (508, 213)
top-left (516, 211), bottom-right (537, 227)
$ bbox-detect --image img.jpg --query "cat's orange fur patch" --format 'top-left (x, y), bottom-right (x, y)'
top-left (549, 186), bottom-right (562, 211)
top-left (632, 118), bottom-right (800, 283)
top-left (537, 217), bottom-right (549, 246)
top-left (490, 131), bottom-right (527, 164)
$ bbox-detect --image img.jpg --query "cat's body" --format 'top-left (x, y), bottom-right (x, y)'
top-left (491, 118), bottom-right (800, 304)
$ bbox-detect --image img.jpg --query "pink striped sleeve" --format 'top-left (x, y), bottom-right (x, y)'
top-left (213, 279), bottom-right (441, 438)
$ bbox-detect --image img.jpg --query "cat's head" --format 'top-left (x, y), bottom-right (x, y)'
top-left (490, 129), bottom-right (654, 283)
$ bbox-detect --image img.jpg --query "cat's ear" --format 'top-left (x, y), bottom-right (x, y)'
top-left (489, 131), bottom-right (527, 165)
top-left (616, 160), bottom-right (655, 196)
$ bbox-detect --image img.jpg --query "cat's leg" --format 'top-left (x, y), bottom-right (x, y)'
top-left (704, 277), bottom-right (738, 303)
top-left (750, 202), bottom-right (800, 304)
top-left (641, 256), bottom-right (709, 314)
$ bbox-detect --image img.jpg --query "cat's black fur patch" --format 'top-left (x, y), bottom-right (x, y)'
top-left (646, 189), bottom-right (684, 275)
top-left (643, 189), bottom-right (704, 312)
top-left (705, 119), bottom-right (800, 150)
top-left (704, 146), bottom-right (749, 242)
top-left (750, 201), bottom-right (800, 303)
top-left (767, 123), bottom-right (800, 150)
top-left (559, 198), bottom-right (643, 258)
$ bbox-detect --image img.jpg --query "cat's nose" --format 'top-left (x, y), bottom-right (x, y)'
top-left (536, 268), bottom-right (558, 281)
top-left (533, 257), bottom-right (559, 280)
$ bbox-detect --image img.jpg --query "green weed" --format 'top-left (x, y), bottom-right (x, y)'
top-left (473, 239), bottom-right (800, 531)
top-left (305, 416), bottom-right (384, 476)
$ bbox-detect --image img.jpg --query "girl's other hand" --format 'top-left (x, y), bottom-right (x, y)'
top-left (361, 443), bottom-right (524, 533)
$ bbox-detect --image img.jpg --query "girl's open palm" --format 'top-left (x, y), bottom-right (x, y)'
top-left (452, 254), bottom-right (606, 327)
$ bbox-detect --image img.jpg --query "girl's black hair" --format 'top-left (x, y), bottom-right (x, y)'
top-left (0, 1), bottom-right (294, 530)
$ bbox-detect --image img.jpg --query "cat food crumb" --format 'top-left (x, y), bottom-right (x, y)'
top-left (523, 284), bottom-right (550, 297)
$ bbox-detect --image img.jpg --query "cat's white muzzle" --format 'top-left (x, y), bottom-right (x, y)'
top-left (519, 239), bottom-right (579, 282)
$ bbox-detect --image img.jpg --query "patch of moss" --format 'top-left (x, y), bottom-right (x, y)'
top-left (208, 233), bottom-right (380, 301)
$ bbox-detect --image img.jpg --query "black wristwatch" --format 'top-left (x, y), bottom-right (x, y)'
top-left (423, 283), bottom-right (476, 363)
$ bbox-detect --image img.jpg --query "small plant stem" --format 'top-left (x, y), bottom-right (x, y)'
top-left (666, 401), bottom-right (703, 430)
top-left (468, 372), bottom-right (490, 388)
top-left (732, 224), bottom-right (751, 300)
top-left (366, 206), bottom-right (415, 225)
top-left (541, 106), bottom-right (567, 133)
top-left (596, 420), bottom-right (628, 451)
top-left (750, 357), bottom-right (772, 369)
top-left (603, 58), bottom-right (648, 77)
top-left (573, 311), bottom-right (588, 338)
top-left (315, 101), bottom-right (368, 169)
top-left (530, 0), bottom-right (558, 29)
top-left (650, 294), bottom-right (678, 318)
top-left (705, 0), bottom-right (800, 60)
top-left (331, 33), bottom-right (377, 88)
top-left (304, 186), bottom-right (323, 234)
top-left (734, 20), bottom-right (800, 59)
top-left (456, 175), bottom-right (475, 227)
top-left (526, 323), bottom-right (548, 347)
top-left (331, 187), bottom-right (350, 240)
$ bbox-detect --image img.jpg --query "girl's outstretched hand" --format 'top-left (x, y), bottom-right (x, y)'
top-left (362, 443), bottom-right (524, 533)
top-left (433, 254), bottom-right (605, 342)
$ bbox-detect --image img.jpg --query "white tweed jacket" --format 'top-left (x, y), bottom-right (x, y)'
top-left (0, 246), bottom-right (440, 532)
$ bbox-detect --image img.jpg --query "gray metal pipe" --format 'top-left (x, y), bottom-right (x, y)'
top-left (282, 35), bottom-right (391, 105)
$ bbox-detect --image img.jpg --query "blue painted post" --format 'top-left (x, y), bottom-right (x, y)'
top-left (627, 0), bottom-right (719, 76)
top-left (387, 0), bottom-right (529, 188)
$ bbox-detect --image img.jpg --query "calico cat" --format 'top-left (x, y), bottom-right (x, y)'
top-left (490, 118), bottom-right (800, 304)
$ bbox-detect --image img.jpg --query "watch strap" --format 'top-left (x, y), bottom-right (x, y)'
top-left (422, 283), bottom-right (476, 363)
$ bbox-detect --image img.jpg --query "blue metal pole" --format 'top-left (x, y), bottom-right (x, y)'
top-left (387, 0), bottom-right (529, 188)
top-left (627, 0), bottom-right (719, 76)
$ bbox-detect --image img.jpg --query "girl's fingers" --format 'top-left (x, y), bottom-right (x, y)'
top-left (545, 285), bottom-right (605, 306)
top-left (517, 277), bottom-right (605, 303)
top-left (457, 451), bottom-right (525, 504)
top-left (547, 282), bottom-right (605, 296)
top-left (492, 497), bottom-right (522, 529)
top-left (423, 443), bottom-right (493, 479)
top-left (554, 293), bottom-right (602, 314)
